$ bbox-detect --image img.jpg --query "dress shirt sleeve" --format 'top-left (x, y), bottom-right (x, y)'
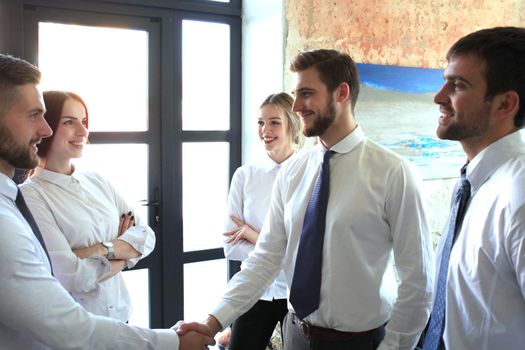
top-left (21, 184), bottom-right (111, 295)
top-left (507, 203), bottom-right (525, 297)
top-left (119, 226), bottom-right (155, 268)
top-left (212, 171), bottom-right (287, 328)
top-left (95, 173), bottom-right (156, 268)
top-left (222, 167), bottom-right (255, 261)
top-left (0, 215), bottom-right (178, 350)
top-left (378, 162), bottom-right (435, 350)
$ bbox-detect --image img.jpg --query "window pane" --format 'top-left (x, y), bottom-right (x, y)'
top-left (184, 259), bottom-right (228, 321)
top-left (182, 20), bottom-right (230, 130)
top-left (183, 142), bottom-right (229, 251)
top-left (122, 269), bottom-right (150, 327)
top-left (38, 22), bottom-right (149, 132)
top-left (74, 144), bottom-right (149, 221)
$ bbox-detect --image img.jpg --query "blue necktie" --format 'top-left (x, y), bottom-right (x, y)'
top-left (15, 188), bottom-right (53, 274)
top-left (290, 150), bottom-right (335, 319)
top-left (423, 165), bottom-right (470, 350)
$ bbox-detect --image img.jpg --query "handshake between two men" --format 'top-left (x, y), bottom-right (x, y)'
top-left (174, 315), bottom-right (223, 350)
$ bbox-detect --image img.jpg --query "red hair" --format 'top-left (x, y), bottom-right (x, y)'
top-left (38, 91), bottom-right (89, 159)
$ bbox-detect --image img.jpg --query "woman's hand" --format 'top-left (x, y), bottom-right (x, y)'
top-left (73, 244), bottom-right (106, 259)
top-left (73, 212), bottom-right (136, 259)
top-left (222, 215), bottom-right (259, 245)
top-left (99, 259), bottom-right (127, 282)
top-left (117, 211), bottom-right (135, 237)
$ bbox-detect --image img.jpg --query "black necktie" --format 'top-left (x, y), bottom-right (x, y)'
top-left (290, 150), bottom-right (335, 319)
top-left (423, 164), bottom-right (471, 350)
top-left (15, 188), bottom-right (53, 274)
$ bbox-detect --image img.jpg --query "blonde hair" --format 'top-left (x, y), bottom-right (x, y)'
top-left (260, 92), bottom-right (304, 150)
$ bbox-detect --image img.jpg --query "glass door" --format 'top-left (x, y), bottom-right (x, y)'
top-left (22, 1), bottom-right (242, 330)
top-left (161, 13), bottom-right (242, 326)
top-left (24, 6), bottom-right (161, 327)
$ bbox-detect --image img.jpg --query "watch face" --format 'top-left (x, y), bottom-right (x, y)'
top-left (102, 241), bottom-right (115, 259)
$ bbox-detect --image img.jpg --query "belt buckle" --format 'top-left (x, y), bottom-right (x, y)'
top-left (299, 320), bottom-right (312, 339)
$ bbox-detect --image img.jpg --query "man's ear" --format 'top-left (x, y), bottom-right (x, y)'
top-left (494, 90), bottom-right (519, 120)
top-left (336, 82), bottom-right (351, 103)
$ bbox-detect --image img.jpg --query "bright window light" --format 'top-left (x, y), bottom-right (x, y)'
top-left (38, 22), bottom-right (149, 132)
top-left (182, 20), bottom-right (230, 130)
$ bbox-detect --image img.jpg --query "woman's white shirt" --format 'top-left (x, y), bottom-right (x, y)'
top-left (20, 168), bottom-right (155, 322)
top-left (223, 153), bottom-right (296, 301)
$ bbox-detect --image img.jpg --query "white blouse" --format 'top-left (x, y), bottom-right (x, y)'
top-left (20, 168), bottom-right (155, 322)
top-left (223, 153), bottom-right (296, 301)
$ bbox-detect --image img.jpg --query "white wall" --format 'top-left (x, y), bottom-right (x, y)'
top-left (241, 0), bottom-right (284, 163)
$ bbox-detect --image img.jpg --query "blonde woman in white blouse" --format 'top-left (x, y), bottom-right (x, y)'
top-left (21, 91), bottom-right (155, 322)
top-left (221, 92), bottom-right (303, 350)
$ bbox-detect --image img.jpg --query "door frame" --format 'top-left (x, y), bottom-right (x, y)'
top-left (11, 0), bottom-right (242, 328)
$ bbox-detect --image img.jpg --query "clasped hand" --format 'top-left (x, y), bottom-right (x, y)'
top-left (222, 215), bottom-right (259, 245)
top-left (73, 211), bottom-right (135, 259)
top-left (172, 318), bottom-right (220, 350)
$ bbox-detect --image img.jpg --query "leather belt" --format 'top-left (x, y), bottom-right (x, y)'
top-left (291, 313), bottom-right (385, 342)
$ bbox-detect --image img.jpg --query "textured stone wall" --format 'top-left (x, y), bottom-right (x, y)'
top-left (283, 0), bottom-right (525, 92)
top-left (284, 0), bottom-right (525, 69)
top-left (283, 0), bottom-right (525, 239)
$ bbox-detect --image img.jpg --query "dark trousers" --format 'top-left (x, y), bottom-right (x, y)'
top-left (282, 312), bottom-right (385, 350)
top-left (228, 298), bottom-right (288, 350)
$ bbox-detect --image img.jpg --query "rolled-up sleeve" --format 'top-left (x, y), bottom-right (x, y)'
top-left (99, 173), bottom-right (156, 268)
top-left (119, 225), bottom-right (155, 268)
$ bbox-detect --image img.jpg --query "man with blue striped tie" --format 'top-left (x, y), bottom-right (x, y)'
top-left (179, 49), bottom-right (434, 350)
top-left (421, 27), bottom-right (525, 350)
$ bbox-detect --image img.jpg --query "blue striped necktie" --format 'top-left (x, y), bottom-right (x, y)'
top-left (423, 165), bottom-right (470, 350)
top-left (290, 150), bottom-right (335, 319)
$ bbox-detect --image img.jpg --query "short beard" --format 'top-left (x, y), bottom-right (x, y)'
top-left (0, 124), bottom-right (39, 170)
top-left (437, 101), bottom-right (491, 141)
top-left (302, 98), bottom-right (336, 137)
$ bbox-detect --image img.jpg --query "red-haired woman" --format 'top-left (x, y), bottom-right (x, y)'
top-left (21, 91), bottom-right (155, 322)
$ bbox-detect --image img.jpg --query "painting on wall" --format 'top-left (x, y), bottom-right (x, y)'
top-left (355, 63), bottom-right (465, 180)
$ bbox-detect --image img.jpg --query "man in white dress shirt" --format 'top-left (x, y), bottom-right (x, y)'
top-left (420, 27), bottom-right (525, 350)
top-left (179, 49), bottom-right (434, 350)
top-left (0, 53), bottom-right (214, 349)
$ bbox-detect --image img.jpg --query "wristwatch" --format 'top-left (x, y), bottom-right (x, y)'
top-left (101, 241), bottom-right (115, 259)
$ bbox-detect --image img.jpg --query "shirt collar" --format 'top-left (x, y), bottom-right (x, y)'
top-left (261, 152), bottom-right (297, 173)
top-left (0, 172), bottom-right (18, 201)
top-left (466, 130), bottom-right (525, 192)
top-left (313, 124), bottom-right (365, 160)
top-left (33, 167), bottom-right (78, 188)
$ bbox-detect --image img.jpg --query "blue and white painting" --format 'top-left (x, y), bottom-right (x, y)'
top-left (355, 63), bottom-right (465, 180)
